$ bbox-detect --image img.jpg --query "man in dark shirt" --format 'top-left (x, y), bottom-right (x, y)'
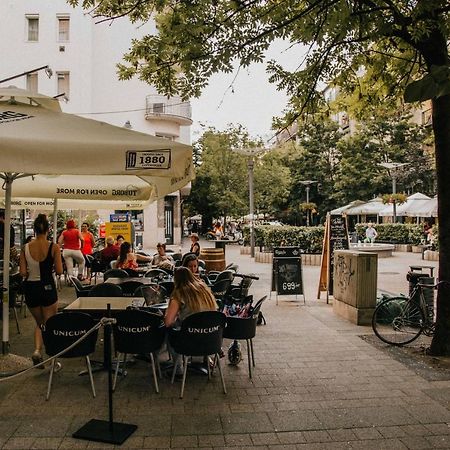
top-left (100, 236), bottom-right (120, 265)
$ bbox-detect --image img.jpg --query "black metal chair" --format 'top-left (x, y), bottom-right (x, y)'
top-left (88, 283), bottom-right (123, 297)
top-left (223, 296), bottom-right (267, 379)
top-left (159, 280), bottom-right (174, 298)
top-left (42, 312), bottom-right (99, 400)
top-left (134, 284), bottom-right (167, 305)
top-left (123, 268), bottom-right (140, 277)
top-left (120, 280), bottom-right (144, 297)
top-left (70, 276), bottom-right (94, 298)
top-left (211, 278), bottom-right (233, 305)
top-left (144, 268), bottom-right (168, 281)
top-left (87, 256), bottom-right (108, 284)
top-left (208, 269), bottom-right (235, 284)
top-left (112, 309), bottom-right (166, 393)
top-left (169, 311), bottom-right (227, 398)
top-left (103, 268), bottom-right (129, 281)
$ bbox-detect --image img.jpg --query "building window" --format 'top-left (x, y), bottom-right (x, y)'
top-left (26, 73), bottom-right (38, 93)
top-left (57, 72), bottom-right (70, 101)
top-left (26, 16), bottom-right (39, 41)
top-left (155, 133), bottom-right (175, 141)
top-left (57, 16), bottom-right (70, 42)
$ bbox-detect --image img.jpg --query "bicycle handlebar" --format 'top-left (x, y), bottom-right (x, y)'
top-left (417, 280), bottom-right (450, 289)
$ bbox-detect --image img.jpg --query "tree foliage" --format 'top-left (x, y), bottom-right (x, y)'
top-left (69, 0), bottom-right (450, 355)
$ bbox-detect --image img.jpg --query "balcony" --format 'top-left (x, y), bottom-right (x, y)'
top-left (145, 95), bottom-right (192, 125)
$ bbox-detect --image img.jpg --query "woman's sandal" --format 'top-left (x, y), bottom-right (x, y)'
top-left (32, 351), bottom-right (44, 369)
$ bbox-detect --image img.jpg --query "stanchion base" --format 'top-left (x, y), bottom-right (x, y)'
top-left (73, 419), bottom-right (137, 445)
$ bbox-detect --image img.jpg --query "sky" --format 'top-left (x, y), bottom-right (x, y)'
top-left (190, 40), bottom-right (307, 144)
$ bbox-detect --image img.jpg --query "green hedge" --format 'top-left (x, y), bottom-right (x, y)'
top-left (243, 225), bottom-right (324, 254)
top-left (355, 223), bottom-right (424, 245)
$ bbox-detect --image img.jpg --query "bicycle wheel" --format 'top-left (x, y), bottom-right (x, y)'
top-left (372, 296), bottom-right (425, 346)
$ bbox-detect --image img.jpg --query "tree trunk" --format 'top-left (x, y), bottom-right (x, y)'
top-left (429, 92), bottom-right (450, 356)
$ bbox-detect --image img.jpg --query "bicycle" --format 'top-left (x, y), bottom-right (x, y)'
top-left (372, 280), bottom-right (448, 346)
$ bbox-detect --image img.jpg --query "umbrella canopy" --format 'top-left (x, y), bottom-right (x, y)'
top-left (379, 192), bottom-right (432, 217)
top-left (344, 198), bottom-right (386, 216)
top-left (0, 86), bottom-right (193, 352)
top-left (330, 200), bottom-right (365, 215)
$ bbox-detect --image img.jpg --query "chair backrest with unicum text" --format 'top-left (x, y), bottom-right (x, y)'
top-left (169, 310), bottom-right (227, 398)
top-left (112, 309), bottom-right (166, 393)
top-left (41, 312), bottom-right (99, 400)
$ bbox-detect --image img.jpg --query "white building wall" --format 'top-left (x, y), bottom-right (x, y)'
top-left (0, 0), bottom-right (190, 249)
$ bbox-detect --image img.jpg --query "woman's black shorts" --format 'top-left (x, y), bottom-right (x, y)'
top-left (23, 280), bottom-right (57, 308)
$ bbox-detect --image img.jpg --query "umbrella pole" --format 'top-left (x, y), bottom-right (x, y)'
top-left (53, 198), bottom-right (58, 244)
top-left (2, 173), bottom-right (12, 355)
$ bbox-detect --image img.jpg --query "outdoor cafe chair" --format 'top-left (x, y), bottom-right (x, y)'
top-left (120, 280), bottom-right (144, 297)
top-left (223, 296), bottom-right (267, 379)
top-left (123, 268), bottom-right (140, 277)
top-left (159, 280), bottom-right (174, 298)
top-left (70, 276), bottom-right (94, 298)
top-left (169, 311), bottom-right (227, 399)
top-left (211, 278), bottom-right (233, 306)
top-left (134, 284), bottom-right (167, 305)
top-left (208, 269), bottom-right (235, 284)
top-left (41, 312), bottom-right (99, 400)
top-left (88, 282), bottom-right (123, 297)
top-left (112, 309), bottom-right (166, 393)
top-left (144, 268), bottom-right (169, 281)
top-left (103, 268), bottom-right (129, 281)
top-left (86, 255), bottom-right (108, 284)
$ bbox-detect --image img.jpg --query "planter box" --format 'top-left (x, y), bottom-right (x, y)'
top-left (424, 250), bottom-right (439, 261)
top-left (411, 245), bottom-right (425, 254)
top-left (240, 246), bottom-right (251, 255)
top-left (395, 244), bottom-right (412, 252)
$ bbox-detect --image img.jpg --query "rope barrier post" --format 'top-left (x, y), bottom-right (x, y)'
top-left (72, 306), bottom-right (137, 445)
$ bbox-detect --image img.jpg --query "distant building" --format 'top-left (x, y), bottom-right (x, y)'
top-left (0, 0), bottom-right (192, 247)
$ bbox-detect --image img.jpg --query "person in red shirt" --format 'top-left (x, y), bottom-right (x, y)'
top-left (100, 236), bottom-right (120, 266)
top-left (81, 222), bottom-right (95, 279)
top-left (58, 219), bottom-right (85, 280)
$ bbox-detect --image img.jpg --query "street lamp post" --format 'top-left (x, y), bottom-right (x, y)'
top-left (232, 147), bottom-right (266, 258)
top-left (379, 162), bottom-right (409, 223)
top-left (299, 180), bottom-right (318, 226)
top-left (0, 65), bottom-right (53, 84)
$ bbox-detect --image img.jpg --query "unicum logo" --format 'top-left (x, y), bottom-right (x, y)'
top-left (118, 325), bottom-right (152, 333)
top-left (188, 326), bottom-right (220, 334)
top-left (53, 329), bottom-right (86, 337)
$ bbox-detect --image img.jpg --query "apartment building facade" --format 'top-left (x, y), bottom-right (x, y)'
top-left (0, 0), bottom-right (192, 247)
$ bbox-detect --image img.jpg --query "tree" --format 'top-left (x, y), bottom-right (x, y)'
top-left (253, 150), bottom-right (291, 218)
top-left (185, 125), bottom-right (252, 227)
top-left (70, 0), bottom-right (450, 355)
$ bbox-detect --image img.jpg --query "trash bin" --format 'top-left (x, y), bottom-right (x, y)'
top-left (406, 270), bottom-right (434, 318)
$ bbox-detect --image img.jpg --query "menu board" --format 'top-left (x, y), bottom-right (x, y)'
top-left (272, 247), bottom-right (303, 296)
top-left (328, 215), bottom-right (349, 295)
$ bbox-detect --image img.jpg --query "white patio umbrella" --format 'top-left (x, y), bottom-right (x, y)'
top-left (379, 193), bottom-right (432, 217)
top-left (330, 200), bottom-right (365, 215)
top-left (0, 86), bottom-right (193, 353)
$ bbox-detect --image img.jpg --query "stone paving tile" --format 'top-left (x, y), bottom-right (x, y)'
top-left (221, 412), bottom-right (274, 434)
top-left (399, 435), bottom-right (435, 449)
top-left (267, 410), bottom-right (322, 432)
top-left (2, 437), bottom-right (36, 449)
top-left (376, 425), bottom-right (408, 438)
top-left (275, 431), bottom-right (306, 444)
top-left (250, 432), bottom-right (280, 445)
top-left (352, 427), bottom-right (383, 440)
top-left (224, 433), bottom-right (253, 446)
top-left (171, 434), bottom-right (198, 448)
top-left (424, 423), bottom-right (450, 435)
top-left (171, 413), bottom-right (223, 435)
top-left (327, 428), bottom-right (358, 442)
top-left (349, 438), bottom-right (408, 449)
top-left (197, 434), bottom-right (225, 447)
top-left (29, 437), bottom-right (62, 449)
top-left (58, 437), bottom-right (89, 449)
top-left (142, 436), bottom-right (171, 448)
top-left (425, 434), bottom-right (450, 448)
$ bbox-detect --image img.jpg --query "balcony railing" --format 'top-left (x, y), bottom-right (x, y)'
top-left (145, 95), bottom-right (192, 125)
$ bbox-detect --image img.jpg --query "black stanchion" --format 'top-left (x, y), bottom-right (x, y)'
top-left (72, 304), bottom-right (137, 445)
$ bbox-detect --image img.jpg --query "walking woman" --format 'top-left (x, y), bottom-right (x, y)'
top-left (58, 219), bottom-right (85, 280)
top-left (20, 214), bottom-right (63, 366)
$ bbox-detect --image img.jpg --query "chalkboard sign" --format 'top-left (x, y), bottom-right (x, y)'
top-left (272, 247), bottom-right (303, 302)
top-left (328, 215), bottom-right (349, 295)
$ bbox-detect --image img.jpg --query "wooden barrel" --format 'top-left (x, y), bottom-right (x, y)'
top-left (200, 247), bottom-right (226, 272)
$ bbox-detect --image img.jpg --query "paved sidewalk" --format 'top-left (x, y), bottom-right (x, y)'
top-left (0, 242), bottom-right (449, 449)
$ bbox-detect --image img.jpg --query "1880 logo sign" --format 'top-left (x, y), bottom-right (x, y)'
top-left (0, 111), bottom-right (34, 123)
top-left (126, 150), bottom-right (171, 170)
